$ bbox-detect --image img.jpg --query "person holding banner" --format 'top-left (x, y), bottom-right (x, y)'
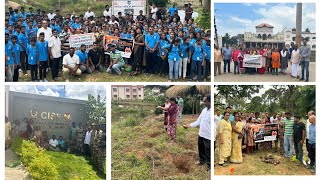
top-left (108, 44), bottom-right (125, 75)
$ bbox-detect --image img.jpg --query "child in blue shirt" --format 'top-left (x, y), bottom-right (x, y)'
top-left (168, 38), bottom-right (181, 81)
top-left (203, 36), bottom-right (211, 80)
top-left (36, 32), bottom-right (49, 82)
top-left (188, 38), bottom-right (204, 81)
top-left (26, 37), bottom-right (38, 81)
top-left (5, 33), bottom-right (15, 82)
top-left (18, 26), bottom-right (28, 75)
top-left (11, 35), bottom-right (21, 82)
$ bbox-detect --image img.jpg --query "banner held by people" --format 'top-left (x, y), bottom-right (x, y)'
top-left (69, 33), bottom-right (95, 50)
top-left (254, 123), bottom-right (278, 142)
top-left (243, 54), bottom-right (264, 68)
top-left (104, 35), bottom-right (134, 58)
top-left (112, 0), bottom-right (147, 18)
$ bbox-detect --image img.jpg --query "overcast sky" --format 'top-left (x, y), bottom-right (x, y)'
top-left (215, 3), bottom-right (316, 36)
top-left (9, 85), bottom-right (106, 101)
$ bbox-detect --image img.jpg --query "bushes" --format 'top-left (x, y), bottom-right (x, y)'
top-left (11, 136), bottom-right (23, 155)
top-left (20, 140), bottom-right (39, 166)
top-left (27, 154), bottom-right (59, 180)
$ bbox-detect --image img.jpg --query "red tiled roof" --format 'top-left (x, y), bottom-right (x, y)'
top-left (255, 23), bottom-right (274, 28)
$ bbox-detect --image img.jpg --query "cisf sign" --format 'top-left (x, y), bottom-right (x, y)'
top-left (30, 109), bottom-right (72, 121)
top-left (112, 0), bottom-right (146, 18)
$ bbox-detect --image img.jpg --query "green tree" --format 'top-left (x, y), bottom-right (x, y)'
top-left (85, 94), bottom-right (106, 124)
top-left (148, 0), bottom-right (168, 7)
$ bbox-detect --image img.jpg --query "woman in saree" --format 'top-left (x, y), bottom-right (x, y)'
top-left (166, 97), bottom-right (179, 143)
top-left (231, 114), bottom-right (244, 163)
top-left (217, 112), bottom-right (232, 166)
top-left (131, 27), bottom-right (145, 76)
top-left (246, 117), bottom-right (255, 154)
top-left (40, 131), bottom-right (49, 149)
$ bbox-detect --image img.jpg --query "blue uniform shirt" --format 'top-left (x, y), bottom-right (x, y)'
top-left (180, 42), bottom-right (189, 58)
top-left (203, 43), bottom-right (211, 60)
top-left (189, 38), bottom-right (196, 46)
top-left (309, 124), bottom-right (316, 144)
top-left (145, 33), bottom-right (160, 50)
top-left (120, 33), bottom-right (132, 39)
top-left (18, 33), bottom-right (29, 51)
top-left (158, 40), bottom-right (170, 57)
top-left (5, 42), bottom-right (14, 65)
top-left (168, 45), bottom-right (180, 61)
top-left (36, 41), bottom-right (49, 61)
top-left (72, 23), bottom-right (82, 30)
top-left (12, 43), bottom-right (21, 64)
top-left (76, 50), bottom-right (88, 64)
top-left (26, 45), bottom-right (38, 65)
top-left (168, 7), bottom-right (178, 16)
top-left (189, 43), bottom-right (203, 61)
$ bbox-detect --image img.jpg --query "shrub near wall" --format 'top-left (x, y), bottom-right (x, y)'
top-left (12, 137), bottom-right (59, 180)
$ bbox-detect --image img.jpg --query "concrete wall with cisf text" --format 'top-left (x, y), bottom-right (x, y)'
top-left (8, 91), bottom-right (87, 138)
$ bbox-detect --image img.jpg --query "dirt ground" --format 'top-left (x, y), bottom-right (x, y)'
top-left (5, 148), bottom-right (30, 180)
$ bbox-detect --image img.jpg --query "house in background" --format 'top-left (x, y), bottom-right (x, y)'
top-left (112, 85), bottom-right (144, 100)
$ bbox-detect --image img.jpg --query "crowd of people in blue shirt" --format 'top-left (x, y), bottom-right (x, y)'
top-left (5, 3), bottom-right (211, 82)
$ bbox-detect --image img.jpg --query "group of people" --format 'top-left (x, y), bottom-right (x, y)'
top-left (157, 94), bottom-right (212, 169)
top-left (214, 39), bottom-right (311, 82)
top-left (214, 107), bottom-right (316, 174)
top-left (5, 3), bottom-right (211, 82)
top-left (4, 117), bottom-right (106, 172)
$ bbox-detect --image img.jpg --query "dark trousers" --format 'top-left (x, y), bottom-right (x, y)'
top-left (84, 144), bottom-right (91, 157)
top-left (306, 139), bottom-right (310, 152)
top-left (294, 141), bottom-right (303, 162)
top-left (159, 56), bottom-right (168, 75)
top-left (51, 58), bottom-right (60, 79)
top-left (13, 65), bottom-right (20, 82)
top-left (308, 143), bottom-right (315, 167)
top-left (190, 61), bottom-right (202, 81)
top-left (204, 59), bottom-right (210, 78)
top-left (198, 136), bottom-right (211, 168)
top-left (223, 59), bottom-right (231, 73)
top-left (146, 50), bottom-right (157, 74)
top-left (39, 61), bottom-right (47, 80)
top-left (20, 51), bottom-right (27, 74)
top-left (29, 64), bottom-right (38, 81)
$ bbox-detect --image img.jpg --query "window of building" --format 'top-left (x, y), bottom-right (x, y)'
top-left (126, 88), bottom-right (130, 92)
top-left (292, 37), bottom-right (296, 41)
top-left (312, 37), bottom-right (316, 39)
top-left (139, 95), bottom-right (141, 98)
top-left (126, 95), bottom-right (130, 99)
top-left (133, 89), bottom-right (137, 93)
top-left (133, 95), bottom-right (137, 99)
top-left (113, 88), bottom-right (117, 92)
top-left (113, 95), bottom-right (117, 98)
top-left (312, 45), bottom-right (316, 48)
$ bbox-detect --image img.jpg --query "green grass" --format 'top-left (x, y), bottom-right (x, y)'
top-left (46, 151), bottom-right (105, 179)
top-left (112, 103), bottom-right (210, 179)
top-left (214, 144), bottom-right (314, 175)
top-left (16, 69), bottom-right (211, 82)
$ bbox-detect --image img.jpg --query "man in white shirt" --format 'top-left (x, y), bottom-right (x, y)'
top-left (103, 5), bottom-right (112, 17)
top-left (149, 3), bottom-right (158, 20)
top-left (63, 47), bottom-right (81, 81)
top-left (306, 110), bottom-right (314, 164)
top-left (47, 9), bottom-right (56, 20)
top-left (84, 127), bottom-right (92, 157)
top-left (270, 113), bottom-right (277, 123)
top-left (214, 109), bottom-right (222, 149)
top-left (291, 44), bottom-right (300, 78)
top-left (84, 7), bottom-right (95, 20)
top-left (184, 94), bottom-right (211, 169)
top-left (49, 135), bottom-right (59, 151)
top-left (37, 20), bottom-right (52, 42)
top-left (48, 29), bottom-right (62, 81)
top-left (108, 15), bottom-right (119, 26)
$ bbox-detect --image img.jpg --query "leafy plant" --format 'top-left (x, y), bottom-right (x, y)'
top-left (27, 154), bottom-right (59, 180)
top-left (20, 140), bottom-right (39, 166)
top-left (11, 136), bottom-right (23, 155)
top-left (85, 94), bottom-right (106, 124)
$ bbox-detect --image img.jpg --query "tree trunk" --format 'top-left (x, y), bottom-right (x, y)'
top-left (204, 0), bottom-right (210, 10)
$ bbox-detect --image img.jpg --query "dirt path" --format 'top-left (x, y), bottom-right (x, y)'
top-left (5, 148), bottom-right (30, 180)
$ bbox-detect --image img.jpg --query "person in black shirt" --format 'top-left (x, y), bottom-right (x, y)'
top-left (293, 115), bottom-right (306, 165)
top-left (88, 42), bottom-right (103, 72)
top-left (136, 10), bottom-right (146, 24)
top-left (156, 7), bottom-right (165, 20)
